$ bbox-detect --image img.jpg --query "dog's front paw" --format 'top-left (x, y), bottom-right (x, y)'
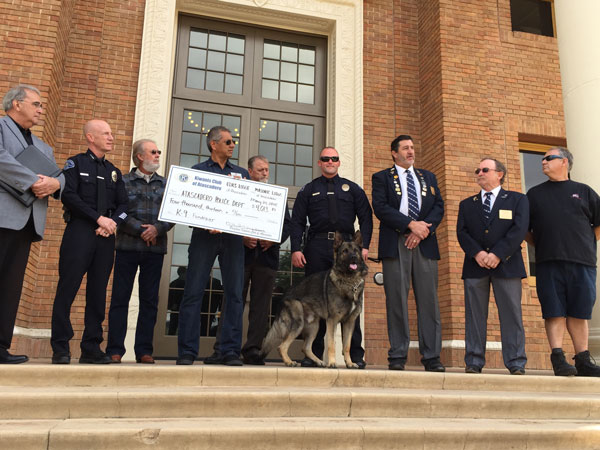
top-left (346, 362), bottom-right (359, 369)
top-left (285, 361), bottom-right (298, 367)
top-left (327, 362), bottom-right (337, 369)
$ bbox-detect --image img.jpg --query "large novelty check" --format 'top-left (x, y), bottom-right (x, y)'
top-left (158, 165), bottom-right (288, 242)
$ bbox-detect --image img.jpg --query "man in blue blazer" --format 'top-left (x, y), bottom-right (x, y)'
top-left (457, 158), bottom-right (528, 375)
top-left (0, 84), bottom-right (64, 364)
top-left (372, 135), bottom-right (445, 371)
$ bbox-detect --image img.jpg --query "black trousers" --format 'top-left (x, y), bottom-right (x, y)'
top-left (304, 237), bottom-right (365, 362)
top-left (0, 217), bottom-right (36, 353)
top-left (51, 219), bottom-right (115, 355)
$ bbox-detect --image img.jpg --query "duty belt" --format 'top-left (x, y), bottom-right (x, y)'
top-left (312, 231), bottom-right (352, 241)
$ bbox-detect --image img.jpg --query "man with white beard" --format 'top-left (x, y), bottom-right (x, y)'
top-left (106, 139), bottom-right (173, 364)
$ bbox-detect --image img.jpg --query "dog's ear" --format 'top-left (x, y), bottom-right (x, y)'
top-left (334, 231), bottom-right (344, 250)
top-left (352, 230), bottom-right (362, 247)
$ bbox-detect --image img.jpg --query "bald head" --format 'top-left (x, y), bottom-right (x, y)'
top-left (84, 119), bottom-right (114, 157)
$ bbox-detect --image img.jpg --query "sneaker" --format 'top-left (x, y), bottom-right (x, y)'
top-left (574, 350), bottom-right (600, 377)
top-left (550, 348), bottom-right (577, 376)
top-left (203, 352), bottom-right (222, 365)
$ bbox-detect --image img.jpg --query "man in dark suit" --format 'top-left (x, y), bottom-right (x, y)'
top-left (457, 158), bottom-right (528, 375)
top-left (372, 135), bottom-right (445, 372)
top-left (0, 84), bottom-right (64, 364)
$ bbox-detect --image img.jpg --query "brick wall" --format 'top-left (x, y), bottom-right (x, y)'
top-left (363, 0), bottom-right (566, 369)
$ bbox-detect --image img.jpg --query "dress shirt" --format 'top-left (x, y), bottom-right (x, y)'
top-left (396, 165), bottom-right (422, 216)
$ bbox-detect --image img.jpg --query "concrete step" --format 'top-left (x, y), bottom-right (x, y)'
top-left (1, 385), bottom-right (599, 421)
top-left (2, 417), bottom-right (600, 450)
top-left (2, 364), bottom-right (600, 393)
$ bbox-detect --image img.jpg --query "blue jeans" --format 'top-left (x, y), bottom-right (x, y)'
top-left (177, 229), bottom-right (244, 358)
top-left (106, 250), bottom-right (164, 357)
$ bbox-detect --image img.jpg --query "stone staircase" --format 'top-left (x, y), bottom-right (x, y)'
top-left (1, 363), bottom-right (600, 449)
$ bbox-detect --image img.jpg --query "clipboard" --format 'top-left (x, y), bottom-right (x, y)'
top-left (0, 144), bottom-right (61, 206)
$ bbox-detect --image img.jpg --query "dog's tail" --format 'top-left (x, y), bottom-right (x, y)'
top-left (259, 299), bottom-right (303, 360)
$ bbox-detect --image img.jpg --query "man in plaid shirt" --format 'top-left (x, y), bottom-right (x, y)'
top-left (106, 139), bottom-right (173, 364)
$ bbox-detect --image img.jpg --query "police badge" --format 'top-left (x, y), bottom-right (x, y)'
top-left (111, 171), bottom-right (117, 183)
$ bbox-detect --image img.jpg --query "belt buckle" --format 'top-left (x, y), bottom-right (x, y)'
top-left (327, 232), bottom-right (335, 240)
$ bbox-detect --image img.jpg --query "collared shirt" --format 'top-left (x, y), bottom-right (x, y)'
top-left (480, 185), bottom-right (502, 211)
top-left (134, 167), bottom-right (153, 184)
top-left (8, 115), bottom-right (32, 146)
top-left (396, 164), bottom-right (422, 216)
top-left (192, 157), bottom-right (249, 179)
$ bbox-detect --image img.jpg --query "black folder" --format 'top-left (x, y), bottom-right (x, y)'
top-left (0, 144), bottom-right (61, 206)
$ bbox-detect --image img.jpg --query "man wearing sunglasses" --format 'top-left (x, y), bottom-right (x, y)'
top-left (457, 158), bottom-right (528, 375)
top-left (0, 84), bottom-right (64, 364)
top-left (371, 134), bottom-right (445, 372)
top-left (290, 147), bottom-right (373, 369)
top-left (106, 139), bottom-right (174, 364)
top-left (527, 147), bottom-right (600, 377)
top-left (177, 126), bottom-right (250, 366)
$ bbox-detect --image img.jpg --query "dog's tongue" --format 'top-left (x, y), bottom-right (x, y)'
top-left (349, 263), bottom-right (358, 270)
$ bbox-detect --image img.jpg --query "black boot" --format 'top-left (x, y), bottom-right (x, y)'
top-left (550, 348), bottom-right (577, 376)
top-left (574, 350), bottom-right (600, 377)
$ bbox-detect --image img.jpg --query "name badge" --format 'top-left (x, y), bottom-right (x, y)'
top-left (499, 209), bottom-right (512, 220)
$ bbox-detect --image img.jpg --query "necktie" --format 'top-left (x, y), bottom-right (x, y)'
top-left (327, 179), bottom-right (338, 226)
top-left (405, 170), bottom-right (419, 220)
top-left (97, 159), bottom-right (108, 216)
top-left (483, 192), bottom-right (492, 220)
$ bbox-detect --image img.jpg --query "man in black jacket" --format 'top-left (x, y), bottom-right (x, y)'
top-left (457, 157), bottom-right (528, 375)
top-left (371, 135), bottom-right (444, 372)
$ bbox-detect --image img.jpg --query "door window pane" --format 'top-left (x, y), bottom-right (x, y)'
top-left (186, 28), bottom-right (246, 94)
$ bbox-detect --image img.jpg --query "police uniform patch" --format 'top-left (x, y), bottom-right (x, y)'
top-left (342, 183), bottom-right (350, 192)
top-left (63, 160), bottom-right (75, 171)
top-left (430, 186), bottom-right (435, 195)
top-left (111, 171), bottom-right (117, 182)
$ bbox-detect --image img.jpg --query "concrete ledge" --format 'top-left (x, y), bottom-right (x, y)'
top-left (2, 417), bottom-right (600, 450)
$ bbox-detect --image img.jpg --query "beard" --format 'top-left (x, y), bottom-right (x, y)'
top-left (142, 160), bottom-right (160, 173)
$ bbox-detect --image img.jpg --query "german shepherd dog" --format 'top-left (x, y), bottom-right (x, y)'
top-left (260, 231), bottom-right (368, 368)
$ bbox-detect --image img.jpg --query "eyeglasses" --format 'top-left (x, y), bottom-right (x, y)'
top-left (320, 156), bottom-right (340, 163)
top-left (542, 155), bottom-right (564, 162)
top-left (474, 167), bottom-right (499, 175)
top-left (150, 150), bottom-right (162, 155)
top-left (224, 139), bottom-right (237, 146)
top-left (19, 100), bottom-right (43, 109)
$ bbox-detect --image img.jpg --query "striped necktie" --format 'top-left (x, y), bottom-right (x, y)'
top-left (483, 192), bottom-right (492, 220)
top-left (405, 170), bottom-right (420, 220)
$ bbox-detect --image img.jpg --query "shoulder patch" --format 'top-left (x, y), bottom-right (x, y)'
top-left (63, 160), bottom-right (75, 171)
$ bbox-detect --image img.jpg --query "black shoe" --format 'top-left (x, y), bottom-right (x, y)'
top-left (0, 352), bottom-right (28, 364)
top-left (243, 353), bottom-right (265, 365)
top-left (203, 352), bottom-right (222, 365)
top-left (222, 354), bottom-right (243, 366)
top-left (300, 357), bottom-right (319, 367)
top-left (574, 350), bottom-right (600, 377)
top-left (509, 367), bottom-right (526, 375)
top-left (550, 348), bottom-right (577, 376)
top-left (465, 365), bottom-right (482, 374)
top-left (423, 357), bottom-right (445, 372)
top-left (52, 353), bottom-right (71, 365)
top-left (79, 352), bottom-right (111, 364)
top-left (176, 355), bottom-right (195, 365)
top-left (389, 358), bottom-right (406, 371)
top-left (354, 359), bottom-right (367, 370)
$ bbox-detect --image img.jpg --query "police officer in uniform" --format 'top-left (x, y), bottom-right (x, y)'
top-left (51, 119), bottom-right (128, 364)
top-left (290, 146), bottom-right (373, 368)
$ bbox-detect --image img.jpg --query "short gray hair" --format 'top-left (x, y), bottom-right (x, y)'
top-left (248, 155), bottom-right (268, 169)
top-left (551, 146), bottom-right (573, 171)
top-left (206, 126), bottom-right (231, 153)
top-left (2, 85), bottom-right (40, 112)
top-left (481, 157), bottom-right (507, 185)
top-left (132, 139), bottom-right (156, 167)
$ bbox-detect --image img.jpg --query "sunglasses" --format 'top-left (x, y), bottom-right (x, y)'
top-left (474, 167), bottom-right (499, 175)
top-left (150, 150), bottom-right (162, 155)
top-left (224, 139), bottom-right (237, 146)
top-left (542, 155), bottom-right (564, 162)
top-left (320, 156), bottom-right (339, 163)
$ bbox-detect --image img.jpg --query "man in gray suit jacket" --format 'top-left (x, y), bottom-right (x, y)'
top-left (0, 84), bottom-right (64, 364)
